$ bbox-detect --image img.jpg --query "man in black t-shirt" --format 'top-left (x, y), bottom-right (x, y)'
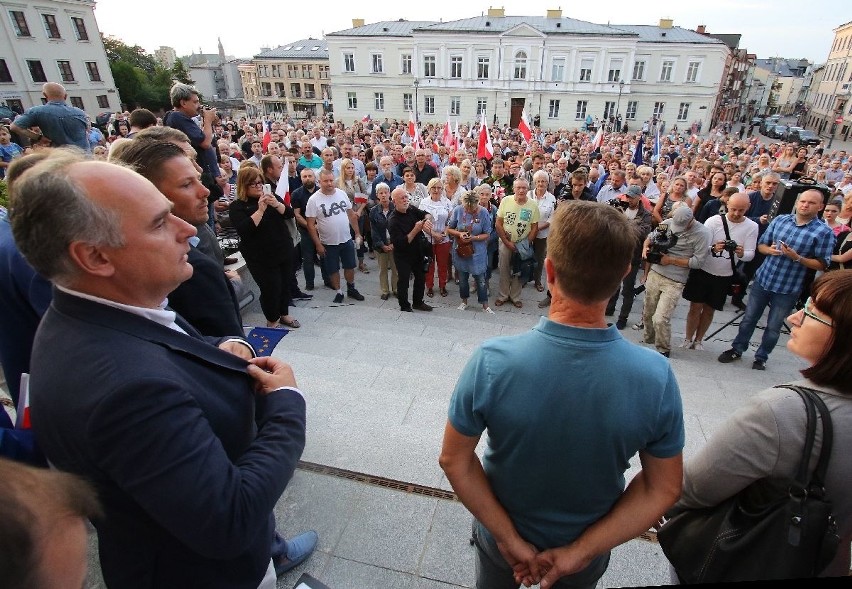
top-left (387, 187), bottom-right (434, 312)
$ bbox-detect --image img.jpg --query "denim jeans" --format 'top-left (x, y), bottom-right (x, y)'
top-left (471, 520), bottom-right (609, 589)
top-left (298, 228), bottom-right (329, 288)
top-left (459, 271), bottom-right (488, 304)
top-left (732, 281), bottom-right (799, 362)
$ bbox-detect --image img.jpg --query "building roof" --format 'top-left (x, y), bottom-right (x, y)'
top-left (754, 58), bottom-right (811, 77)
top-left (327, 20), bottom-right (436, 37)
top-left (706, 33), bottom-right (741, 50)
top-left (254, 39), bottom-right (329, 59)
top-left (609, 24), bottom-right (724, 44)
top-left (417, 15), bottom-right (630, 36)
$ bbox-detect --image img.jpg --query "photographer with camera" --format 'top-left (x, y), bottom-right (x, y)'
top-left (641, 203), bottom-right (711, 357)
top-left (681, 193), bottom-right (758, 350)
top-left (388, 186), bottom-right (435, 312)
top-left (606, 185), bottom-right (653, 329)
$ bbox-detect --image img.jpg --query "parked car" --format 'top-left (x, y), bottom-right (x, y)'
top-left (788, 128), bottom-right (821, 146)
top-left (769, 124), bottom-right (789, 139)
top-left (759, 116), bottom-right (782, 135)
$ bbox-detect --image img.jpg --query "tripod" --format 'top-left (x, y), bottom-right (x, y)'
top-left (706, 308), bottom-right (792, 341)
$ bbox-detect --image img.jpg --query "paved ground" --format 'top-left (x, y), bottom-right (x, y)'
top-left (45, 256), bottom-right (805, 589)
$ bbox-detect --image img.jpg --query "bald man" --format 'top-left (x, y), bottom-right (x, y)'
top-left (11, 82), bottom-right (90, 150)
top-left (681, 193), bottom-right (758, 349)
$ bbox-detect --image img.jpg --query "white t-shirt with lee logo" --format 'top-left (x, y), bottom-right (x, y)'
top-left (305, 188), bottom-right (353, 246)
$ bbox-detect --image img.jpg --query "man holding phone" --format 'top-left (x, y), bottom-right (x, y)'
top-left (718, 190), bottom-right (834, 370)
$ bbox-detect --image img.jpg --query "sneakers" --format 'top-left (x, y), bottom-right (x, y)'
top-left (380, 293), bottom-right (390, 300)
top-left (292, 291), bottom-right (313, 301)
top-left (273, 530), bottom-right (318, 576)
top-left (347, 287), bottom-right (365, 301)
top-left (483, 306), bottom-right (495, 314)
top-left (632, 321), bottom-right (644, 330)
top-left (413, 302), bottom-right (433, 312)
top-left (615, 318), bottom-right (627, 330)
top-left (457, 302), bottom-right (468, 310)
top-left (537, 297), bottom-right (551, 308)
top-left (659, 350), bottom-right (670, 358)
top-left (680, 338), bottom-right (693, 349)
top-left (691, 340), bottom-right (705, 351)
top-left (332, 293), bottom-right (345, 304)
top-left (752, 360), bottom-right (766, 370)
top-left (718, 348), bottom-right (742, 363)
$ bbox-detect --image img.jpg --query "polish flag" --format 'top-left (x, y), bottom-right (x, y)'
top-left (517, 109), bottom-right (532, 143)
top-left (476, 112), bottom-right (494, 160)
top-left (407, 111), bottom-right (421, 148)
top-left (15, 373), bottom-right (31, 429)
top-left (362, 114), bottom-right (371, 123)
top-left (453, 120), bottom-right (461, 149)
top-left (261, 120), bottom-right (272, 153)
top-left (591, 127), bottom-right (604, 152)
top-left (275, 157), bottom-right (290, 205)
top-left (441, 116), bottom-right (454, 149)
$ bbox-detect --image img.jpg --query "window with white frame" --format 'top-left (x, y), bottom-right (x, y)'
top-left (513, 51), bottom-right (527, 80)
top-left (9, 10), bottom-right (30, 36)
top-left (371, 53), bottom-right (383, 74)
top-left (625, 100), bottom-right (638, 120)
top-left (551, 57), bottom-right (565, 82)
top-left (374, 92), bottom-right (384, 110)
top-left (677, 102), bottom-right (690, 121)
top-left (401, 54), bottom-right (412, 75)
top-left (603, 101), bottom-right (615, 120)
top-left (57, 60), bottom-right (74, 82)
top-left (548, 99), bottom-right (560, 118)
top-left (450, 96), bottom-right (461, 116)
top-left (685, 61), bottom-right (700, 83)
top-left (450, 56), bottom-right (463, 78)
top-left (477, 56), bottom-right (489, 79)
top-left (403, 93), bottom-right (413, 111)
top-left (632, 60), bottom-right (646, 81)
top-left (608, 59), bottom-right (623, 82)
top-left (343, 53), bottom-right (355, 73)
top-left (477, 98), bottom-right (487, 115)
top-left (71, 16), bottom-right (88, 40)
top-left (423, 55), bottom-right (436, 78)
top-left (579, 58), bottom-right (593, 82)
top-left (424, 95), bottom-right (435, 115)
top-left (660, 60), bottom-right (674, 82)
top-left (347, 92), bottom-right (357, 110)
top-left (575, 100), bottom-right (587, 120)
top-left (42, 13), bottom-right (61, 39)
top-left (653, 102), bottom-right (665, 118)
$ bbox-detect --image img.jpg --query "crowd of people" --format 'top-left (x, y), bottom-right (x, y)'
top-left (1, 81), bottom-right (851, 587)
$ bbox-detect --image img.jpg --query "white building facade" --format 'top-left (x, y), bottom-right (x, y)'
top-left (0, 0), bottom-right (121, 114)
top-left (326, 10), bottom-right (728, 132)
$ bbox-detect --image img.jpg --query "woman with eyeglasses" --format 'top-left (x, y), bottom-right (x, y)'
top-left (229, 167), bottom-right (300, 329)
top-left (665, 270), bottom-right (852, 578)
top-left (420, 177), bottom-right (454, 297)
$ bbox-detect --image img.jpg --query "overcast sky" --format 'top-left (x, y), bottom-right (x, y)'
top-left (93, 0), bottom-right (843, 64)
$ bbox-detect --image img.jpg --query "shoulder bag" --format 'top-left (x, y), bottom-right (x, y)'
top-left (658, 385), bottom-right (840, 583)
top-left (454, 210), bottom-right (475, 259)
top-left (721, 214), bottom-right (748, 295)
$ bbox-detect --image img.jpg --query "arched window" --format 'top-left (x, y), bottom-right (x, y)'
top-left (513, 51), bottom-right (527, 80)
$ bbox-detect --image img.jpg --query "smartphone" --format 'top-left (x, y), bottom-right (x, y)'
top-left (779, 241), bottom-right (788, 249)
top-left (262, 184), bottom-right (273, 196)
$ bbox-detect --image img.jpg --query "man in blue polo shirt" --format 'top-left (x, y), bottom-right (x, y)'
top-left (718, 189), bottom-right (834, 370)
top-left (11, 83), bottom-right (89, 151)
top-left (440, 201), bottom-right (684, 589)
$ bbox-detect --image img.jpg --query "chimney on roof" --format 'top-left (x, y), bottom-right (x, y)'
top-left (696, 24), bottom-right (706, 34)
top-left (352, 18), bottom-right (365, 28)
top-left (659, 18), bottom-right (673, 29)
top-left (487, 7), bottom-right (505, 17)
top-left (546, 9), bottom-right (562, 18)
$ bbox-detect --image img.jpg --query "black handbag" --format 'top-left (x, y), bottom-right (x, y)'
top-left (658, 385), bottom-right (840, 583)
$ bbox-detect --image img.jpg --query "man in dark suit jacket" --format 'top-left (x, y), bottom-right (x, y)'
top-left (114, 140), bottom-right (243, 337)
top-left (10, 152), bottom-right (316, 588)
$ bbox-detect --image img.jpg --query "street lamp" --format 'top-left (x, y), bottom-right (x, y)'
top-left (615, 80), bottom-right (624, 125)
top-left (413, 79), bottom-right (419, 123)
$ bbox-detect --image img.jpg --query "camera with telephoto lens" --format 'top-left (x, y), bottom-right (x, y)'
top-left (607, 198), bottom-right (629, 211)
top-left (645, 224), bottom-right (679, 265)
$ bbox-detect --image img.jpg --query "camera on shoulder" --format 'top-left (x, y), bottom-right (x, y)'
top-left (646, 224), bottom-right (679, 264)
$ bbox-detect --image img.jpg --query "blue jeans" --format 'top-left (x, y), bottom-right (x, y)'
top-left (731, 281), bottom-right (798, 363)
top-left (298, 228), bottom-right (329, 288)
top-left (459, 271), bottom-right (488, 304)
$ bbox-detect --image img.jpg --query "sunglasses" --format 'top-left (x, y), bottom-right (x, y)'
top-left (801, 297), bottom-right (833, 328)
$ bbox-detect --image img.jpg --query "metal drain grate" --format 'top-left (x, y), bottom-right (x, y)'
top-left (297, 460), bottom-right (459, 501)
top-left (296, 461), bottom-right (663, 545)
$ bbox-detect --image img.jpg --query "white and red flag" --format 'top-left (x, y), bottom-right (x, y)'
top-left (591, 127), bottom-right (604, 151)
top-left (477, 112), bottom-right (494, 160)
top-left (517, 109), bottom-right (532, 143)
top-left (275, 157), bottom-right (290, 205)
